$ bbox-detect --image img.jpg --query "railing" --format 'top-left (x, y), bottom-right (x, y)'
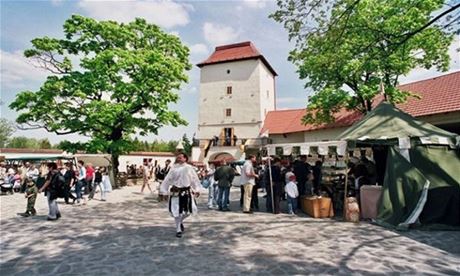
top-left (192, 137), bottom-right (272, 147)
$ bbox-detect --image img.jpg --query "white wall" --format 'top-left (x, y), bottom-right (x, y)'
top-left (197, 59), bottom-right (275, 140)
top-left (269, 132), bottom-right (306, 144)
top-left (269, 127), bottom-right (348, 144)
top-left (258, 62), bottom-right (276, 121)
top-left (118, 155), bottom-right (174, 172)
top-left (303, 128), bottom-right (347, 142)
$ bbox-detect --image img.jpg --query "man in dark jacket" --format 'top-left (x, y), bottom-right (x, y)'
top-left (214, 160), bottom-right (235, 211)
top-left (293, 155), bottom-right (311, 208)
top-left (266, 157), bottom-right (283, 214)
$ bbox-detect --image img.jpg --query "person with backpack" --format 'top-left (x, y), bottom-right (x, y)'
top-left (38, 162), bottom-right (64, 221)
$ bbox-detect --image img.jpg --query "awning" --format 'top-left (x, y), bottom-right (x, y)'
top-left (265, 141), bottom-right (347, 156)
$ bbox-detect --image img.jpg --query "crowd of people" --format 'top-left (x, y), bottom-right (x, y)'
top-left (0, 160), bottom-right (112, 221)
top-left (2, 151), bottom-right (377, 237)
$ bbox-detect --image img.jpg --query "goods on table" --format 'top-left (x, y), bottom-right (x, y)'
top-left (301, 196), bottom-right (334, 218)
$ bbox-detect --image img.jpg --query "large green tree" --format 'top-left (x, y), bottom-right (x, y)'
top-left (272, 0), bottom-right (459, 124)
top-left (10, 15), bottom-right (191, 183)
top-left (0, 119), bottom-right (16, 148)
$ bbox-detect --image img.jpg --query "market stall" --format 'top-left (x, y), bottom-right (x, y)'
top-left (264, 140), bottom-right (351, 218)
top-left (337, 102), bottom-right (460, 230)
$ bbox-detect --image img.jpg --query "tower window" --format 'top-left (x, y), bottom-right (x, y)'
top-left (225, 108), bottom-right (232, 117)
top-left (227, 69), bottom-right (231, 74)
top-left (227, 86), bottom-right (232, 95)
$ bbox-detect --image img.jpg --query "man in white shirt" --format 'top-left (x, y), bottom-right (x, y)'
top-left (26, 164), bottom-right (39, 182)
top-left (240, 154), bottom-right (258, 213)
top-left (160, 153), bottom-right (203, 238)
top-left (76, 160), bottom-right (86, 204)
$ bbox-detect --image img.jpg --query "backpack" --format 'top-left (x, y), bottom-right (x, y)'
top-left (49, 172), bottom-right (66, 198)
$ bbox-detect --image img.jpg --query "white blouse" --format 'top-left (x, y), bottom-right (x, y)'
top-left (160, 163), bottom-right (202, 195)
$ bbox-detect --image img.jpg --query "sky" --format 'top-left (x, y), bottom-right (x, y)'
top-left (1, 0), bottom-right (459, 145)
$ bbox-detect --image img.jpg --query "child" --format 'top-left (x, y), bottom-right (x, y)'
top-left (20, 178), bottom-right (38, 217)
top-left (285, 174), bottom-right (299, 215)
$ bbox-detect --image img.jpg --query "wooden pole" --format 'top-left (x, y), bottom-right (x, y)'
top-left (267, 149), bottom-right (275, 214)
top-left (343, 152), bottom-right (350, 221)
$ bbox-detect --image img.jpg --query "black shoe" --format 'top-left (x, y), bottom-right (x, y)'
top-left (243, 211), bottom-right (253, 214)
top-left (180, 223), bottom-right (184, 232)
top-left (176, 232), bottom-right (182, 238)
top-left (56, 213), bottom-right (61, 219)
top-left (47, 217), bottom-right (57, 221)
top-left (19, 212), bottom-right (30, 217)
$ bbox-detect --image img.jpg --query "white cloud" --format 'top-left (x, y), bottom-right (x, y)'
top-left (170, 31), bottom-right (180, 37)
top-left (77, 0), bottom-right (191, 28)
top-left (203, 22), bottom-right (240, 46)
top-left (242, 0), bottom-right (267, 9)
top-left (189, 43), bottom-right (208, 56)
top-left (0, 49), bottom-right (49, 89)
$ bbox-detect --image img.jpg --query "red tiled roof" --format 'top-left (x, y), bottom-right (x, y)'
top-left (397, 71), bottom-right (460, 117)
top-left (261, 108), bottom-right (362, 135)
top-left (197, 41), bottom-right (277, 76)
top-left (263, 71), bottom-right (460, 134)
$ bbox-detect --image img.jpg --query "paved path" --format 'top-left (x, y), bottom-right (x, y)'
top-left (1, 184), bottom-right (459, 275)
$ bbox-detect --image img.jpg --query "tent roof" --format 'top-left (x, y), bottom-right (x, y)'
top-left (337, 102), bottom-right (456, 141)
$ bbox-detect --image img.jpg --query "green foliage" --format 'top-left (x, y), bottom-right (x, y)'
top-left (6, 137), bottom-right (52, 149)
top-left (272, 0), bottom-right (456, 123)
top-left (182, 133), bottom-right (192, 156)
top-left (10, 15), bottom-right (191, 167)
top-left (0, 119), bottom-right (16, 148)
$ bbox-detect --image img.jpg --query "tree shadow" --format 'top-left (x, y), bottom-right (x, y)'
top-left (1, 190), bottom-right (459, 275)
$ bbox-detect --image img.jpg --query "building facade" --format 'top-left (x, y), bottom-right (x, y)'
top-left (192, 42), bottom-right (277, 162)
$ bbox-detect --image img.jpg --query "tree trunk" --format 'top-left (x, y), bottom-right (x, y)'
top-left (111, 153), bottom-right (120, 188)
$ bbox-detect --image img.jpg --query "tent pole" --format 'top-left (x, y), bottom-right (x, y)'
top-left (267, 152), bottom-right (275, 214)
top-left (343, 152), bottom-right (349, 221)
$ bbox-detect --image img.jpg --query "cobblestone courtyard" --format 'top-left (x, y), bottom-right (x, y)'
top-left (1, 184), bottom-right (459, 275)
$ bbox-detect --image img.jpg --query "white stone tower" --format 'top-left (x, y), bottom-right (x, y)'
top-left (192, 41), bottom-right (277, 162)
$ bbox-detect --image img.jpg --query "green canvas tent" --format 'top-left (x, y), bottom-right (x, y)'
top-left (338, 102), bottom-right (460, 230)
top-left (337, 102), bottom-right (456, 143)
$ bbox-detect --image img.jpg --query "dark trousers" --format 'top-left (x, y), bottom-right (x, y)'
top-left (64, 184), bottom-right (76, 204)
top-left (85, 178), bottom-right (93, 194)
top-left (297, 180), bottom-right (306, 209)
top-left (217, 186), bottom-right (230, 210)
top-left (266, 184), bottom-right (282, 214)
top-left (251, 186), bottom-right (259, 210)
top-left (240, 186), bottom-right (244, 207)
top-left (76, 180), bottom-right (85, 199)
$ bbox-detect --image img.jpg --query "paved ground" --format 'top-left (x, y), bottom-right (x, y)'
top-left (1, 183), bottom-right (459, 275)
